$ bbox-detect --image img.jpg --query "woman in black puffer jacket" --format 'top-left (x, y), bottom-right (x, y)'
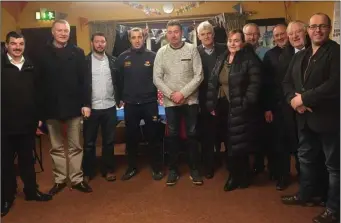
top-left (206, 29), bottom-right (263, 191)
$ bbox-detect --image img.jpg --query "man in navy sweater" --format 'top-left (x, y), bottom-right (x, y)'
top-left (116, 27), bottom-right (164, 181)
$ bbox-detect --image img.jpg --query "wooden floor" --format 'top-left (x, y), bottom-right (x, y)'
top-left (5, 135), bottom-right (324, 223)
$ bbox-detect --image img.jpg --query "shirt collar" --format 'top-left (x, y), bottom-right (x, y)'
top-left (7, 53), bottom-right (25, 64)
top-left (92, 52), bottom-right (107, 61)
top-left (294, 47), bottom-right (305, 54)
top-left (203, 44), bottom-right (215, 55)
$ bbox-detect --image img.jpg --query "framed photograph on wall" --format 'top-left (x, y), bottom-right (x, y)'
top-left (247, 18), bottom-right (286, 48)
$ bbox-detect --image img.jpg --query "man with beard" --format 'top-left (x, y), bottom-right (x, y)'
top-left (39, 19), bottom-right (92, 195)
top-left (1, 31), bottom-right (52, 217)
top-left (153, 20), bottom-right (203, 186)
top-left (82, 32), bottom-right (121, 183)
top-left (282, 13), bottom-right (340, 223)
top-left (196, 21), bottom-right (226, 179)
top-left (116, 27), bottom-right (164, 181)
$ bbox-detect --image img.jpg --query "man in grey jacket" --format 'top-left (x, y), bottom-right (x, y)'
top-left (153, 20), bottom-right (204, 186)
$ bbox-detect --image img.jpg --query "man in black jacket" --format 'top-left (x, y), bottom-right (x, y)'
top-left (282, 13), bottom-right (339, 223)
top-left (262, 24), bottom-right (292, 190)
top-left (1, 31), bottom-right (52, 217)
top-left (196, 21), bottom-right (226, 178)
top-left (280, 21), bottom-right (328, 203)
top-left (116, 27), bottom-right (164, 181)
top-left (82, 32), bottom-right (121, 183)
top-left (39, 20), bottom-right (92, 195)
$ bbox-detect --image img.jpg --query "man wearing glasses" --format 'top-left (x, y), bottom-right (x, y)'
top-left (243, 23), bottom-right (270, 61)
top-left (282, 13), bottom-right (339, 223)
top-left (243, 23), bottom-right (270, 176)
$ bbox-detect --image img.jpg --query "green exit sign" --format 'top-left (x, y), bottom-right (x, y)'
top-left (36, 11), bottom-right (55, 21)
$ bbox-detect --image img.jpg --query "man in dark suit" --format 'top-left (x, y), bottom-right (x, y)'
top-left (39, 19), bottom-right (92, 195)
top-left (1, 31), bottom-right (52, 217)
top-left (262, 24), bottom-right (291, 190)
top-left (282, 13), bottom-right (339, 223)
top-left (196, 21), bottom-right (226, 178)
top-left (280, 20), bottom-right (328, 204)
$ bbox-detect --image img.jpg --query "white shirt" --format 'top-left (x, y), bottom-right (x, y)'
top-left (91, 54), bottom-right (116, 109)
top-left (7, 54), bottom-right (25, 70)
top-left (295, 47), bottom-right (305, 54)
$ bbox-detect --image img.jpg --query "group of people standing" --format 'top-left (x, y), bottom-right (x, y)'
top-left (1, 12), bottom-right (339, 223)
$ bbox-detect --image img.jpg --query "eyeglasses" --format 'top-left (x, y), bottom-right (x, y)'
top-left (244, 33), bottom-right (259, 37)
top-left (308, 24), bottom-right (330, 30)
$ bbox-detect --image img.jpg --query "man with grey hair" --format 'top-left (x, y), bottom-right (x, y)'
top-left (196, 21), bottom-right (226, 179)
top-left (243, 23), bottom-right (270, 60)
top-left (116, 27), bottom-right (164, 181)
top-left (243, 22), bottom-right (270, 176)
top-left (39, 19), bottom-right (92, 195)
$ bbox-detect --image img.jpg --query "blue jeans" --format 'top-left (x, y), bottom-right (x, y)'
top-left (165, 104), bottom-right (199, 170)
top-left (298, 125), bottom-right (340, 213)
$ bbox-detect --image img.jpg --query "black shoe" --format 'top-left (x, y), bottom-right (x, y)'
top-left (25, 190), bottom-right (52, 201)
top-left (48, 183), bottom-right (67, 196)
top-left (1, 200), bottom-right (13, 217)
top-left (151, 168), bottom-right (164, 181)
top-left (276, 176), bottom-right (290, 191)
top-left (281, 195), bottom-right (319, 207)
top-left (71, 181), bottom-right (93, 193)
top-left (102, 172), bottom-right (116, 182)
top-left (252, 167), bottom-right (264, 175)
top-left (121, 167), bottom-right (138, 181)
top-left (190, 169), bottom-right (203, 185)
top-left (313, 209), bottom-right (339, 223)
top-left (166, 169), bottom-right (179, 186)
top-left (224, 174), bottom-right (239, 191)
top-left (205, 168), bottom-right (214, 179)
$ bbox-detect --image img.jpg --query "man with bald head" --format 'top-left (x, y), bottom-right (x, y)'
top-left (39, 19), bottom-right (92, 195)
top-left (282, 13), bottom-right (339, 223)
top-left (261, 24), bottom-right (292, 190)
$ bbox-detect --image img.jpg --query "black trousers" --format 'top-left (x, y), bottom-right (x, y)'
top-left (82, 106), bottom-right (117, 177)
top-left (255, 104), bottom-right (300, 176)
top-left (271, 104), bottom-right (298, 177)
top-left (165, 104), bottom-right (200, 170)
top-left (124, 101), bottom-right (162, 169)
top-left (1, 133), bottom-right (37, 203)
top-left (197, 111), bottom-right (223, 172)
